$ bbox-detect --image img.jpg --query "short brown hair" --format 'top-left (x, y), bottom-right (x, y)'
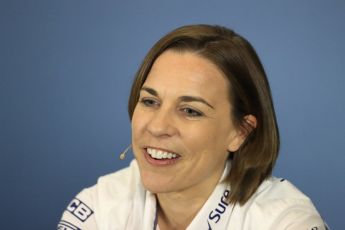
top-left (128, 24), bottom-right (280, 205)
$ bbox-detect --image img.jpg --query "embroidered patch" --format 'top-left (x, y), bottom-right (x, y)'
top-left (67, 198), bottom-right (93, 222)
top-left (57, 220), bottom-right (81, 230)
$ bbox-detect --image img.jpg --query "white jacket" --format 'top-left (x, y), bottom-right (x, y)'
top-left (58, 160), bottom-right (327, 230)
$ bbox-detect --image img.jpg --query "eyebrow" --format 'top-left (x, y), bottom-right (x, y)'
top-left (140, 86), bottom-right (215, 109)
top-left (141, 87), bottom-right (158, 97)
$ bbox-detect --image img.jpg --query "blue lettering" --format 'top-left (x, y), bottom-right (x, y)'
top-left (220, 196), bottom-right (228, 206)
top-left (209, 210), bottom-right (221, 223)
top-left (66, 198), bottom-right (93, 222)
top-left (224, 189), bottom-right (230, 198)
top-left (67, 199), bottom-right (80, 212)
top-left (207, 220), bottom-right (212, 230)
top-left (215, 203), bottom-right (226, 214)
top-left (208, 189), bottom-right (230, 226)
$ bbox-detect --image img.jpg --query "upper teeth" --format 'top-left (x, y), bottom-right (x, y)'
top-left (147, 148), bottom-right (178, 159)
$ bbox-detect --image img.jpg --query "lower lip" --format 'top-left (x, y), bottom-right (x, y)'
top-left (143, 149), bottom-right (180, 166)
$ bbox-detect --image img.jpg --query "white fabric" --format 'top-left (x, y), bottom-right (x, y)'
top-left (58, 160), bottom-right (327, 230)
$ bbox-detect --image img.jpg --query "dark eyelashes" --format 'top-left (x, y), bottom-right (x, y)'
top-left (139, 98), bottom-right (159, 107)
top-left (181, 107), bottom-right (203, 117)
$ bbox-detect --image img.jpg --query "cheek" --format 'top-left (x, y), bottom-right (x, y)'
top-left (183, 125), bottom-right (219, 150)
top-left (131, 108), bottom-right (144, 159)
top-left (131, 106), bottom-right (151, 147)
top-left (131, 108), bottom-right (142, 136)
top-left (183, 122), bottom-right (231, 154)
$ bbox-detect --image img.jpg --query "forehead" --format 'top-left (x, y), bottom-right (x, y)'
top-left (144, 50), bottom-right (230, 100)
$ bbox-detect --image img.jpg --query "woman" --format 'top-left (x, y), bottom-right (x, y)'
top-left (58, 24), bottom-right (327, 230)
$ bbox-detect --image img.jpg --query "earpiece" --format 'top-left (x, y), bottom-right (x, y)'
top-left (119, 145), bottom-right (132, 160)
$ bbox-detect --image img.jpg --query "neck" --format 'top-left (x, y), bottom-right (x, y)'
top-left (156, 192), bottom-right (206, 229)
top-left (156, 168), bottom-right (225, 229)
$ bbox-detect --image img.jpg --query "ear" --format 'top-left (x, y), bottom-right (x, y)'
top-left (227, 115), bottom-right (257, 152)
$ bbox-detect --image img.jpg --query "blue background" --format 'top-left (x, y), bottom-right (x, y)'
top-left (1, 0), bottom-right (344, 229)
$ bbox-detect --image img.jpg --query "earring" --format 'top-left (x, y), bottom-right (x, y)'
top-left (119, 145), bottom-right (132, 160)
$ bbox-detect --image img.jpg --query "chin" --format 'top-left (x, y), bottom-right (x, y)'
top-left (143, 185), bottom-right (164, 194)
top-left (142, 180), bottom-right (167, 194)
top-left (140, 173), bottom-right (174, 194)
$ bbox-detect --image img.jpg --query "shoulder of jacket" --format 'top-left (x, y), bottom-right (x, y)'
top-left (241, 177), bottom-right (319, 216)
top-left (253, 177), bottom-right (312, 202)
top-left (239, 177), bottom-right (324, 229)
top-left (90, 159), bottom-right (141, 200)
top-left (69, 160), bottom-right (142, 229)
top-left (98, 160), bottom-right (140, 186)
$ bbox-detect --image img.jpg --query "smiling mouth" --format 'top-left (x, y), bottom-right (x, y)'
top-left (146, 147), bottom-right (180, 160)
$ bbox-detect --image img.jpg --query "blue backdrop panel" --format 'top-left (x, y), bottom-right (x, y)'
top-left (1, 0), bottom-right (344, 229)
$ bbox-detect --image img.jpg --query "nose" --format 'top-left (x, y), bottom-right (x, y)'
top-left (146, 107), bottom-right (178, 138)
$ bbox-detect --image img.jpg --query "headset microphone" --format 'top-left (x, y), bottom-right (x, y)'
top-left (119, 145), bottom-right (132, 160)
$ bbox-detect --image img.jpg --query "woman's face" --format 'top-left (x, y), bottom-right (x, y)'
top-left (131, 50), bottom-right (243, 195)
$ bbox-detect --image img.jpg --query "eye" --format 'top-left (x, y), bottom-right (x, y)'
top-left (181, 107), bottom-right (203, 117)
top-left (139, 98), bottom-right (159, 107)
